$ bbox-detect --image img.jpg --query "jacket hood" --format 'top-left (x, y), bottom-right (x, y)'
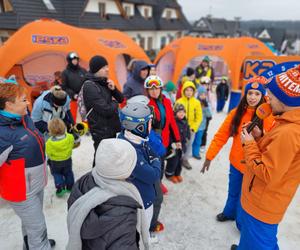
top-left (181, 81), bottom-right (196, 97)
top-left (275, 108), bottom-right (300, 125)
top-left (81, 195), bottom-right (141, 239)
top-left (69, 173), bottom-right (142, 240)
top-left (132, 60), bottom-right (149, 82)
top-left (0, 113), bottom-right (22, 126)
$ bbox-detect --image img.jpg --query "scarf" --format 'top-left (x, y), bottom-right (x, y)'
top-left (66, 169), bottom-right (149, 250)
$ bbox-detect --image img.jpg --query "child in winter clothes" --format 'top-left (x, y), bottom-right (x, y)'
top-left (165, 103), bottom-right (190, 183)
top-left (46, 118), bottom-right (75, 197)
top-left (175, 81), bottom-right (202, 169)
top-left (118, 102), bottom-right (161, 238)
top-left (67, 138), bottom-right (149, 250)
top-left (192, 88), bottom-right (212, 159)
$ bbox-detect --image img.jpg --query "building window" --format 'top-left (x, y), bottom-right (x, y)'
top-left (0, 0), bottom-right (13, 12)
top-left (43, 0), bottom-right (55, 11)
top-left (166, 10), bottom-right (172, 20)
top-left (0, 36), bottom-right (8, 44)
top-left (147, 37), bottom-right (153, 50)
top-left (140, 37), bottom-right (145, 50)
top-left (160, 36), bottom-right (166, 49)
top-left (144, 8), bottom-right (149, 19)
top-left (124, 5), bottom-right (131, 17)
top-left (98, 2), bottom-right (106, 19)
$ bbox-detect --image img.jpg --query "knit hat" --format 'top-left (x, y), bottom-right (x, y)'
top-left (244, 76), bottom-right (267, 96)
top-left (51, 86), bottom-right (67, 106)
top-left (95, 138), bottom-right (137, 180)
top-left (174, 103), bottom-right (185, 114)
top-left (264, 63), bottom-right (300, 106)
top-left (89, 55), bottom-right (108, 74)
top-left (198, 85), bottom-right (207, 95)
top-left (186, 67), bottom-right (195, 77)
top-left (203, 56), bottom-right (210, 62)
top-left (164, 81), bottom-right (176, 92)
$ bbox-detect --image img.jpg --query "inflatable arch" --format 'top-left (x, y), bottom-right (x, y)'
top-left (0, 19), bottom-right (149, 106)
top-left (154, 37), bottom-right (273, 109)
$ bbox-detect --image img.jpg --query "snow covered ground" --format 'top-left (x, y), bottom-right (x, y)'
top-left (0, 110), bottom-right (299, 250)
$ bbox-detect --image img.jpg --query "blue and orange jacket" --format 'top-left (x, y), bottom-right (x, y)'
top-left (0, 114), bottom-right (46, 202)
top-left (206, 107), bottom-right (274, 174)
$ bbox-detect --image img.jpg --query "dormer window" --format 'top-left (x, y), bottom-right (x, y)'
top-left (138, 5), bottom-right (152, 19)
top-left (0, 0), bottom-right (13, 13)
top-left (122, 3), bottom-right (134, 18)
top-left (99, 2), bottom-right (106, 19)
top-left (43, 0), bottom-right (55, 12)
top-left (144, 8), bottom-right (149, 19)
top-left (162, 8), bottom-right (177, 20)
top-left (124, 5), bottom-right (130, 17)
top-left (166, 10), bottom-right (172, 20)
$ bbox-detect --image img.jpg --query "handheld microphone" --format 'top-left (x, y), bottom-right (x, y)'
top-left (246, 103), bottom-right (272, 133)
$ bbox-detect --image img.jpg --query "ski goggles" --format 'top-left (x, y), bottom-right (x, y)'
top-left (144, 76), bottom-right (163, 89)
top-left (0, 76), bottom-right (18, 85)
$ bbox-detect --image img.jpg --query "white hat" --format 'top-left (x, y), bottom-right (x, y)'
top-left (95, 138), bottom-right (137, 180)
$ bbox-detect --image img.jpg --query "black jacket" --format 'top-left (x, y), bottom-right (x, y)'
top-left (170, 117), bottom-right (190, 153)
top-left (83, 73), bottom-right (124, 141)
top-left (68, 173), bottom-right (141, 250)
top-left (216, 83), bottom-right (229, 100)
top-left (62, 64), bottom-right (87, 99)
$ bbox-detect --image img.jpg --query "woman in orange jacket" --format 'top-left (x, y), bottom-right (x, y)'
top-left (201, 79), bottom-right (274, 223)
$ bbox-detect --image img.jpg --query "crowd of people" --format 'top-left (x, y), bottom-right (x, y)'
top-left (0, 52), bottom-right (299, 250)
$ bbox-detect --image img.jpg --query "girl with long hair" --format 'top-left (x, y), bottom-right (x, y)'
top-left (201, 78), bottom-right (274, 223)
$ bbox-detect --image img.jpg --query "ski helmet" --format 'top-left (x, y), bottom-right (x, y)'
top-left (119, 102), bottom-right (153, 138)
top-left (66, 52), bottom-right (79, 62)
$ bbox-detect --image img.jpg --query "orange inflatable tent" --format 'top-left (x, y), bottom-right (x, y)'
top-left (0, 19), bottom-right (149, 106)
top-left (154, 36), bottom-right (273, 109)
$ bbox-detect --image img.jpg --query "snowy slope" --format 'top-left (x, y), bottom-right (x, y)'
top-left (0, 111), bottom-right (299, 250)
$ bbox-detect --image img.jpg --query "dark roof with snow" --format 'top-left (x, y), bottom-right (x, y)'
top-left (0, 0), bottom-right (190, 31)
top-left (191, 17), bottom-right (241, 37)
top-left (249, 27), bottom-right (286, 50)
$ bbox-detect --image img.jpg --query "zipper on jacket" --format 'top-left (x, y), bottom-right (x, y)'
top-left (249, 175), bottom-right (255, 192)
top-left (187, 99), bottom-right (190, 123)
top-left (22, 117), bottom-right (47, 185)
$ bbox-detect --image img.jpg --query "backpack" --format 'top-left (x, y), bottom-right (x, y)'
top-left (77, 80), bottom-right (99, 120)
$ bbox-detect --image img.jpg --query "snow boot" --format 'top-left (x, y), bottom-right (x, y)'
top-left (216, 212), bottom-right (235, 222)
top-left (175, 176), bottom-right (183, 182)
top-left (231, 244), bottom-right (238, 250)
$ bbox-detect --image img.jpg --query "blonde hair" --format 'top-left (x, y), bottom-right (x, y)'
top-left (48, 118), bottom-right (66, 137)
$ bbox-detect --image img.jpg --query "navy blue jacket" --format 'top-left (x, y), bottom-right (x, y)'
top-left (123, 61), bottom-right (149, 99)
top-left (0, 114), bottom-right (45, 169)
top-left (118, 132), bottom-right (161, 209)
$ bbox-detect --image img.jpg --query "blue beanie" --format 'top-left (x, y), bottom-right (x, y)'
top-left (264, 63), bottom-right (300, 107)
top-left (244, 76), bottom-right (267, 96)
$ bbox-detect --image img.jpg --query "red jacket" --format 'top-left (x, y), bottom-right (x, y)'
top-left (148, 95), bottom-right (180, 147)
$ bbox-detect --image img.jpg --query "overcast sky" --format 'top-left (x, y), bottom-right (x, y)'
top-left (177, 0), bottom-right (300, 21)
